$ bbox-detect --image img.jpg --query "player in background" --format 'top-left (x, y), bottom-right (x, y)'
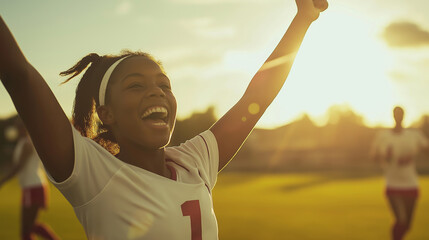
top-left (0, 0), bottom-right (328, 239)
top-left (371, 106), bottom-right (429, 240)
top-left (0, 119), bottom-right (60, 240)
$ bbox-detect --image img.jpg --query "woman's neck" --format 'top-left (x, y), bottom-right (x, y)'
top-left (393, 124), bottom-right (403, 133)
top-left (116, 143), bottom-right (170, 178)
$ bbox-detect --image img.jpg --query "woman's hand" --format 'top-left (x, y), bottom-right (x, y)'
top-left (296, 0), bottom-right (328, 22)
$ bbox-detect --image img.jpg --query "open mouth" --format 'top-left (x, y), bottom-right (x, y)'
top-left (141, 106), bottom-right (169, 126)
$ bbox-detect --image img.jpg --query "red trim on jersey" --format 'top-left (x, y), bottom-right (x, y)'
top-left (197, 135), bottom-right (212, 193)
top-left (198, 170), bottom-right (211, 194)
top-left (166, 165), bottom-right (177, 181)
top-left (22, 185), bottom-right (48, 208)
top-left (198, 135), bottom-right (210, 159)
top-left (385, 188), bottom-right (419, 197)
top-left (166, 159), bottom-right (190, 172)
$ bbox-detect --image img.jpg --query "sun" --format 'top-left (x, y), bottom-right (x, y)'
top-left (269, 8), bottom-right (397, 127)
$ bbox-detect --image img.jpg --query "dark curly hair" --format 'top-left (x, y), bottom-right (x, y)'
top-left (60, 50), bottom-right (163, 154)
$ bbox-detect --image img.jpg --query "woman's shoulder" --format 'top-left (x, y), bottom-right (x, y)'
top-left (71, 125), bottom-right (111, 152)
top-left (166, 130), bottom-right (216, 156)
top-left (70, 124), bottom-right (122, 168)
top-left (375, 128), bottom-right (390, 138)
top-left (404, 128), bottom-right (421, 136)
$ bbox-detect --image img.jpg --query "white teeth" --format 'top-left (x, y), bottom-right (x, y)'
top-left (141, 106), bottom-right (168, 119)
top-left (152, 122), bottom-right (167, 126)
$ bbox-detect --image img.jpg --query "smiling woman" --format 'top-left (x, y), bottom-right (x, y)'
top-left (59, 51), bottom-right (168, 155)
top-left (0, 0), bottom-right (328, 239)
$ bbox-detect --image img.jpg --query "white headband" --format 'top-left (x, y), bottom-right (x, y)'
top-left (98, 56), bottom-right (130, 106)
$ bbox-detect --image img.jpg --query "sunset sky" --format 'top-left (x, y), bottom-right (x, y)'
top-left (1, 0), bottom-right (428, 128)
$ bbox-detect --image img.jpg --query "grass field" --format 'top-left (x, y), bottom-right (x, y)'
top-left (1, 172), bottom-right (428, 240)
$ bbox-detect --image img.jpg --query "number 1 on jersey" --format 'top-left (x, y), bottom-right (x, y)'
top-left (181, 200), bottom-right (202, 240)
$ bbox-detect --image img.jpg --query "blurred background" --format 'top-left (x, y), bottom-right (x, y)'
top-left (1, 0), bottom-right (429, 239)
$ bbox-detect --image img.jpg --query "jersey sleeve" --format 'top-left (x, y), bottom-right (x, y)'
top-left (416, 130), bottom-right (429, 148)
top-left (45, 123), bottom-right (122, 207)
top-left (170, 130), bottom-right (219, 190)
top-left (196, 130), bottom-right (219, 189)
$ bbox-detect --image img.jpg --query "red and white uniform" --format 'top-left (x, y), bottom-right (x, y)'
top-left (13, 138), bottom-right (49, 207)
top-left (13, 138), bottom-right (48, 189)
top-left (372, 129), bottom-right (429, 189)
top-left (47, 125), bottom-right (219, 240)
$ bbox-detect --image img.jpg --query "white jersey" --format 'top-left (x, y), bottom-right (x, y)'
top-left (372, 129), bottom-right (429, 188)
top-left (47, 125), bottom-right (219, 240)
top-left (13, 138), bottom-right (47, 188)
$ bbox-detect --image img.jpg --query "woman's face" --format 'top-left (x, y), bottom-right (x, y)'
top-left (105, 56), bottom-right (177, 150)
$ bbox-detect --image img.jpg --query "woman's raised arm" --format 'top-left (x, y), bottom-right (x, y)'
top-left (0, 16), bottom-right (74, 182)
top-left (210, 0), bottom-right (328, 171)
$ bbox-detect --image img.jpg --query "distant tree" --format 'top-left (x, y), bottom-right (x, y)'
top-left (326, 105), bottom-right (365, 126)
top-left (323, 105), bottom-right (370, 149)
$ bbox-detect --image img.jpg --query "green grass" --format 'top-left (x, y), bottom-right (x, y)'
top-left (1, 173), bottom-right (428, 239)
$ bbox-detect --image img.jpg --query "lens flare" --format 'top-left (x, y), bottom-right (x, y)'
top-left (248, 103), bottom-right (260, 115)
